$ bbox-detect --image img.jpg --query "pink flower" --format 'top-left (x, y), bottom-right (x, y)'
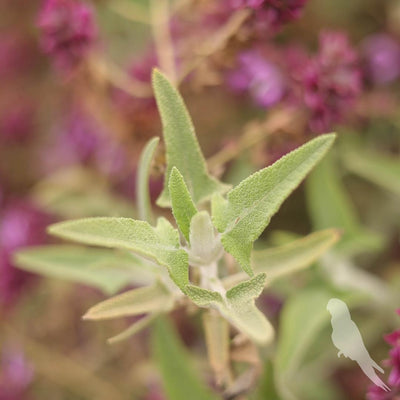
top-left (37, 0), bottom-right (97, 70)
top-left (367, 310), bottom-right (400, 399)
top-left (299, 31), bottom-right (362, 132)
top-left (0, 200), bottom-right (51, 306)
top-left (0, 346), bottom-right (33, 400)
top-left (206, 0), bottom-right (308, 36)
top-left (362, 34), bottom-right (400, 86)
top-left (227, 49), bottom-right (286, 107)
top-left (44, 105), bottom-right (129, 179)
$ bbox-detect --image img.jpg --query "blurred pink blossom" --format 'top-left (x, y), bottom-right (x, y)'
top-left (0, 346), bottom-right (33, 400)
top-left (0, 200), bottom-right (51, 306)
top-left (298, 31), bottom-right (362, 132)
top-left (227, 49), bottom-right (286, 107)
top-left (37, 0), bottom-right (97, 70)
top-left (367, 310), bottom-right (400, 399)
top-left (362, 34), bottom-right (400, 86)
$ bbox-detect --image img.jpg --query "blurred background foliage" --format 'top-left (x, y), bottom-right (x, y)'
top-left (0, 0), bottom-right (400, 399)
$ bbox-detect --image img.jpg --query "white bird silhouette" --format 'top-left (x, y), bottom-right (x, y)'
top-left (327, 298), bottom-right (390, 392)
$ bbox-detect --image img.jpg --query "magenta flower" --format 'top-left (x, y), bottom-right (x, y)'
top-left (362, 34), bottom-right (400, 86)
top-left (229, 0), bottom-right (265, 9)
top-left (214, 0), bottom-right (308, 34)
top-left (299, 31), bottom-right (362, 132)
top-left (0, 346), bottom-right (33, 400)
top-left (44, 105), bottom-right (129, 178)
top-left (37, 0), bottom-right (97, 70)
top-left (0, 100), bottom-right (35, 144)
top-left (0, 200), bottom-right (50, 306)
top-left (366, 310), bottom-right (400, 399)
top-left (227, 49), bottom-right (286, 107)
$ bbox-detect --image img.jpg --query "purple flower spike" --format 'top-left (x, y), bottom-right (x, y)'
top-left (227, 50), bottom-right (286, 107)
top-left (367, 310), bottom-right (400, 399)
top-left (299, 31), bottom-right (362, 132)
top-left (37, 0), bottom-right (97, 71)
top-left (362, 34), bottom-right (400, 86)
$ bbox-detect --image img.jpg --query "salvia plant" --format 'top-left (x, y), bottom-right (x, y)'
top-left (14, 70), bottom-right (339, 393)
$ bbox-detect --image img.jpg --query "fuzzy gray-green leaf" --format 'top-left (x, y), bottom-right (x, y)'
top-left (169, 167), bottom-right (198, 241)
top-left (186, 274), bottom-right (273, 344)
top-left (14, 245), bottom-right (155, 295)
top-left (137, 137), bottom-right (159, 223)
top-left (83, 280), bottom-right (174, 320)
top-left (48, 217), bottom-right (189, 291)
top-left (152, 69), bottom-right (229, 207)
top-left (216, 134), bottom-right (336, 276)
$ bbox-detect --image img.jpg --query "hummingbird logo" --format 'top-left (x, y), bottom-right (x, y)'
top-left (327, 298), bottom-right (390, 392)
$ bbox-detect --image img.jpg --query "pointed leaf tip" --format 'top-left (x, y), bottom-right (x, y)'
top-left (217, 133), bottom-right (336, 276)
top-left (169, 167), bottom-right (198, 242)
top-left (152, 69), bottom-right (229, 207)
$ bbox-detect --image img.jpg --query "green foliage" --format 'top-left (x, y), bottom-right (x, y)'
top-left (187, 273), bottom-right (274, 344)
top-left (188, 211), bottom-right (222, 266)
top-left (213, 134), bottom-right (336, 276)
top-left (275, 288), bottom-right (366, 400)
top-left (169, 167), bottom-right (198, 242)
top-left (137, 137), bottom-right (159, 223)
top-left (14, 245), bottom-right (154, 295)
top-left (343, 148), bottom-right (400, 196)
top-left (152, 69), bottom-right (229, 207)
top-left (222, 229), bottom-right (340, 289)
top-left (48, 217), bottom-right (189, 291)
top-left (152, 317), bottom-right (220, 400)
top-left (14, 71), bottom-right (337, 350)
top-left (252, 229), bottom-right (340, 282)
top-left (306, 153), bottom-right (383, 256)
top-left (83, 280), bottom-right (174, 320)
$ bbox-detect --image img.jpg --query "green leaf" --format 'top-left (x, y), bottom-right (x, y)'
top-left (152, 69), bottom-right (229, 207)
top-left (275, 288), bottom-right (365, 400)
top-left (252, 229), bottom-right (340, 282)
top-left (188, 211), bottom-right (222, 267)
top-left (186, 274), bottom-right (274, 345)
top-left (169, 167), bottom-right (198, 242)
top-left (108, 314), bottom-right (158, 345)
top-left (137, 137), bottom-right (159, 223)
top-left (48, 217), bottom-right (189, 292)
top-left (214, 134), bottom-right (336, 276)
top-left (83, 280), bottom-right (175, 320)
top-left (343, 148), bottom-right (400, 196)
top-left (306, 153), bottom-right (383, 256)
top-left (185, 285), bottom-right (224, 307)
top-left (226, 272), bottom-right (266, 303)
top-left (152, 317), bottom-right (219, 400)
top-left (13, 245), bottom-right (155, 295)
